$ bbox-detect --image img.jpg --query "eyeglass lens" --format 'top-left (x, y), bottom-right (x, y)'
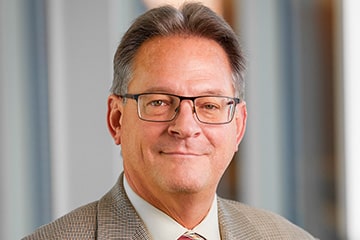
top-left (136, 93), bottom-right (237, 124)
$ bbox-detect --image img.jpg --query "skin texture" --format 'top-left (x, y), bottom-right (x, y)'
top-left (107, 36), bottom-right (247, 229)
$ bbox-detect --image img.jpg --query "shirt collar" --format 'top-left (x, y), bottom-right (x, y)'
top-left (123, 175), bottom-right (221, 240)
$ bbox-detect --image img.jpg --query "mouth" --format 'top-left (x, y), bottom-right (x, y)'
top-left (157, 142), bottom-right (211, 158)
top-left (160, 151), bottom-right (202, 157)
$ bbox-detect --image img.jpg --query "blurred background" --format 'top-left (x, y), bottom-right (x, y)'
top-left (0, 0), bottom-right (359, 239)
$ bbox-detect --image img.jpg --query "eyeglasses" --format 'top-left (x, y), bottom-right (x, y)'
top-left (121, 93), bottom-right (240, 124)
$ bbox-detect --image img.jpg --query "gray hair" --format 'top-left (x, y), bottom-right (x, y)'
top-left (111, 2), bottom-right (246, 100)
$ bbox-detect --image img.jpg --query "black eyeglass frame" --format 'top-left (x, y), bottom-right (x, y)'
top-left (120, 93), bottom-right (241, 125)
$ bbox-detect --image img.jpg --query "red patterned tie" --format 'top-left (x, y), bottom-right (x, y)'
top-left (177, 231), bottom-right (206, 240)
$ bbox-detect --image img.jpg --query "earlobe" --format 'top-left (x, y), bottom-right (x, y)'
top-left (107, 95), bottom-right (123, 145)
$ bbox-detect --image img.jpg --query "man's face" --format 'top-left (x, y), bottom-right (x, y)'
top-left (108, 36), bottom-right (246, 200)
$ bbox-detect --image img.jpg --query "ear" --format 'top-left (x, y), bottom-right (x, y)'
top-left (107, 94), bottom-right (123, 145)
top-left (235, 101), bottom-right (247, 147)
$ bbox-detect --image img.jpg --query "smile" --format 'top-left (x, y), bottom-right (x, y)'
top-left (160, 151), bottom-right (203, 157)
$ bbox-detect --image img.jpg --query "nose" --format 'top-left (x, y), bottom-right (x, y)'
top-left (168, 100), bottom-right (201, 138)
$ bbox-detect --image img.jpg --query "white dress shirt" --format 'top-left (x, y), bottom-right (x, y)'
top-left (124, 176), bottom-right (221, 240)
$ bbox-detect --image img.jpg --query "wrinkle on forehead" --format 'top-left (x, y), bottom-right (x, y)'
top-left (134, 35), bottom-right (231, 73)
top-left (129, 35), bottom-right (234, 96)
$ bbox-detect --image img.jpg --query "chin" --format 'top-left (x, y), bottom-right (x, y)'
top-left (159, 174), bottom-right (211, 194)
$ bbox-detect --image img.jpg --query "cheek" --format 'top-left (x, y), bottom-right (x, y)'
top-left (205, 126), bottom-right (238, 164)
top-left (121, 118), bottom-right (165, 155)
top-left (120, 114), bottom-right (144, 158)
top-left (212, 125), bottom-right (238, 149)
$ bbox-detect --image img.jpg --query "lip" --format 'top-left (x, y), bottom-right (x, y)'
top-left (160, 151), bottom-right (201, 156)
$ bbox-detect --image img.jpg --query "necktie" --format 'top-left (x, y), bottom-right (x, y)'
top-left (177, 231), bottom-right (206, 240)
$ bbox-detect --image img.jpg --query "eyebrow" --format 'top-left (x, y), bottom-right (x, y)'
top-left (139, 87), bottom-right (229, 96)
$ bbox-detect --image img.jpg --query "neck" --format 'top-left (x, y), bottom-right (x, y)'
top-left (125, 174), bottom-right (216, 229)
top-left (152, 192), bottom-right (215, 229)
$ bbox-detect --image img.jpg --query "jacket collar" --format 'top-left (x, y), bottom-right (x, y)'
top-left (96, 173), bottom-right (151, 239)
top-left (218, 197), bottom-right (261, 240)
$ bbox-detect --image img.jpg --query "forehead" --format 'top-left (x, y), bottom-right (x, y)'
top-left (134, 35), bottom-right (230, 68)
top-left (129, 35), bottom-right (234, 95)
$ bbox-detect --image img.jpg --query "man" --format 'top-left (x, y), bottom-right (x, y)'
top-left (24, 3), bottom-right (317, 239)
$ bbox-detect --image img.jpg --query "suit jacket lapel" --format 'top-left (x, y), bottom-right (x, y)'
top-left (96, 174), bottom-right (151, 239)
top-left (218, 198), bottom-right (261, 240)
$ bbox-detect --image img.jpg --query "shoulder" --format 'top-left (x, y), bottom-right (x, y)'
top-left (22, 175), bottom-right (136, 240)
top-left (218, 197), bottom-right (317, 240)
top-left (22, 201), bottom-right (98, 240)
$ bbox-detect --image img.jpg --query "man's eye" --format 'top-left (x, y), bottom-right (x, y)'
top-left (202, 103), bottom-right (220, 110)
top-left (149, 100), bottom-right (166, 106)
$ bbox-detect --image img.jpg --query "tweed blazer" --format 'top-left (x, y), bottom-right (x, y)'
top-left (23, 174), bottom-right (316, 239)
